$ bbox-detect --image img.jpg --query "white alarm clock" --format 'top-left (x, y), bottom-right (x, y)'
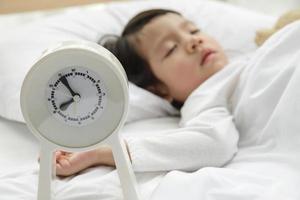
top-left (20, 41), bottom-right (141, 200)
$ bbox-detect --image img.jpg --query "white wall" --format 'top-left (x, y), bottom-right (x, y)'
top-left (223, 0), bottom-right (300, 16)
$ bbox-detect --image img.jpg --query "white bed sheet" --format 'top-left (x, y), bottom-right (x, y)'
top-left (0, 116), bottom-right (39, 171)
top-left (0, 116), bottom-right (180, 200)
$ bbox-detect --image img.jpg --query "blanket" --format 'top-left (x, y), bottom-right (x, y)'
top-left (150, 21), bottom-right (300, 200)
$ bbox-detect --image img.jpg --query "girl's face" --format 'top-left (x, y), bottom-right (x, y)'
top-left (132, 13), bottom-right (228, 102)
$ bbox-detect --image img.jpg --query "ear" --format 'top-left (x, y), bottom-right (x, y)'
top-left (146, 82), bottom-right (173, 102)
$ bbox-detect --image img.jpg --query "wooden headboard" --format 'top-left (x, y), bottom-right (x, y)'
top-left (0, 0), bottom-right (124, 14)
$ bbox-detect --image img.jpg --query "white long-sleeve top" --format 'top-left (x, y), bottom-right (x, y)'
top-left (126, 59), bottom-right (247, 172)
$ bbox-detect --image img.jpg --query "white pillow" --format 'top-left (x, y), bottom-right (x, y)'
top-left (128, 83), bottom-right (179, 123)
top-left (0, 0), bottom-right (275, 123)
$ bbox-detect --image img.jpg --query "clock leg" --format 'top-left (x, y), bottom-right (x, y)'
top-left (37, 143), bottom-right (56, 200)
top-left (110, 136), bottom-right (141, 200)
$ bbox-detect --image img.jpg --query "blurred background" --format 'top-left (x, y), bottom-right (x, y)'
top-left (0, 0), bottom-right (299, 16)
top-left (0, 0), bottom-right (122, 14)
top-left (224, 0), bottom-right (300, 16)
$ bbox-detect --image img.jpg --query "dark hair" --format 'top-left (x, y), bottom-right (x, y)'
top-left (98, 9), bottom-right (180, 97)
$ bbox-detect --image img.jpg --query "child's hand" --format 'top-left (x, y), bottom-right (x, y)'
top-left (55, 150), bottom-right (100, 176)
top-left (55, 145), bottom-right (117, 177)
top-left (38, 142), bottom-right (129, 177)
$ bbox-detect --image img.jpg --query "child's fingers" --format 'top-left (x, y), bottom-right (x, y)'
top-left (60, 151), bottom-right (72, 156)
top-left (56, 162), bottom-right (62, 171)
top-left (56, 157), bottom-right (73, 176)
top-left (55, 151), bottom-right (63, 159)
top-left (57, 157), bottom-right (71, 168)
top-left (56, 162), bottom-right (67, 176)
top-left (37, 151), bottom-right (68, 163)
top-left (55, 151), bottom-right (71, 159)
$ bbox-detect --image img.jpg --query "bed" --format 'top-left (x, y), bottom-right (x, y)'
top-left (2, 0), bottom-right (300, 199)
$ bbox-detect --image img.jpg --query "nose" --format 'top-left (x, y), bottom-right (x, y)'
top-left (186, 36), bottom-right (203, 53)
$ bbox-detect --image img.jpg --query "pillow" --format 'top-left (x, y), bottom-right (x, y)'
top-left (0, 0), bottom-right (275, 123)
top-left (128, 83), bottom-right (179, 123)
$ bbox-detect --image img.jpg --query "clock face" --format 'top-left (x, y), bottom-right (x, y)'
top-left (46, 66), bottom-right (107, 127)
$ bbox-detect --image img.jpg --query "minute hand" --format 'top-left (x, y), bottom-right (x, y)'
top-left (59, 76), bottom-right (77, 97)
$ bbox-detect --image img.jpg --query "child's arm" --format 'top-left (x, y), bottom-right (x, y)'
top-left (55, 147), bottom-right (113, 177)
top-left (55, 144), bottom-right (131, 176)
top-left (125, 106), bottom-right (238, 172)
top-left (125, 61), bottom-right (244, 172)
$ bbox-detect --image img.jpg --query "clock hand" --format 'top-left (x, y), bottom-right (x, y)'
top-left (59, 76), bottom-right (80, 97)
top-left (59, 98), bottom-right (74, 111)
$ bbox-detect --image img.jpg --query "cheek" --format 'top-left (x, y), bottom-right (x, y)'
top-left (165, 58), bottom-right (202, 92)
top-left (171, 54), bottom-right (196, 73)
top-left (172, 58), bottom-right (199, 82)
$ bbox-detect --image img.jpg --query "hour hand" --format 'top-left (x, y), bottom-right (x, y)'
top-left (59, 98), bottom-right (74, 111)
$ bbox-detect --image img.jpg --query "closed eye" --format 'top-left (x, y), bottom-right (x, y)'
top-left (165, 44), bottom-right (177, 58)
top-left (190, 29), bottom-right (200, 34)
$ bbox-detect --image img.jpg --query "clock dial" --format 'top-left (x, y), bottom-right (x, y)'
top-left (46, 66), bottom-right (107, 127)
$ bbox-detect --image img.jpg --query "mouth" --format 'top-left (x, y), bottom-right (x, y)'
top-left (200, 49), bottom-right (216, 66)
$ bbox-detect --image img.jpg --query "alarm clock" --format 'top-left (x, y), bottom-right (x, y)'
top-left (20, 41), bottom-right (141, 200)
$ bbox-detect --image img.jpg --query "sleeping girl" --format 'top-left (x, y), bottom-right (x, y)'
top-left (52, 8), bottom-right (299, 177)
